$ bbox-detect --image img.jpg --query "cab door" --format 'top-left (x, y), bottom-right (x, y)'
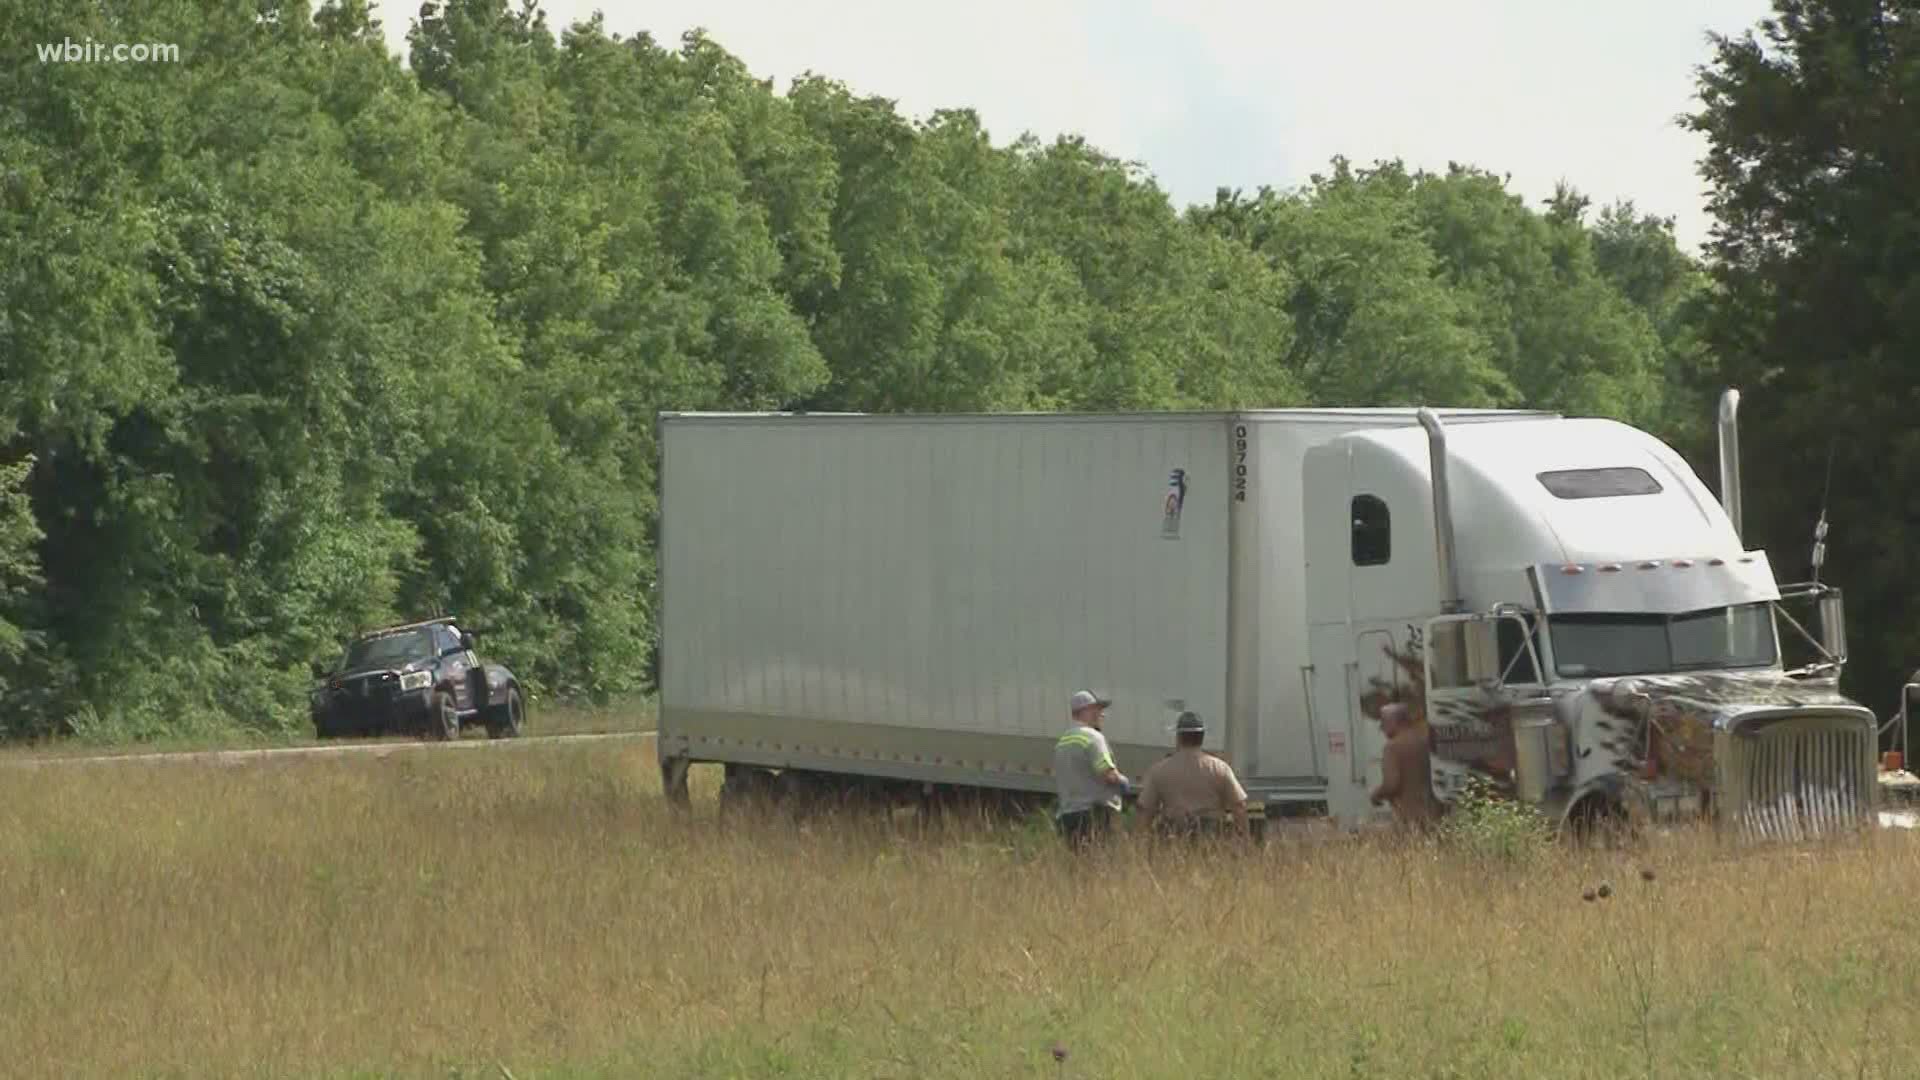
top-left (1304, 441), bottom-right (1372, 823)
top-left (1303, 438), bottom-right (1432, 825)
top-left (1344, 438), bottom-right (1434, 821)
top-left (435, 625), bottom-right (474, 712)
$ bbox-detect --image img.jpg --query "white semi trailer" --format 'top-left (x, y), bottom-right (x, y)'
top-left (656, 392), bottom-right (1872, 837)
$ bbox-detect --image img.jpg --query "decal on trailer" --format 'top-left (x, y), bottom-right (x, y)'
top-left (1161, 467), bottom-right (1187, 539)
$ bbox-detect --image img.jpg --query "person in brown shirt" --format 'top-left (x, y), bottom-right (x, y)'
top-left (1370, 702), bottom-right (1439, 828)
top-left (1134, 711), bottom-right (1250, 840)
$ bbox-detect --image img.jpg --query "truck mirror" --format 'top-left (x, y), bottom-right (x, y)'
top-left (1427, 615), bottom-right (1506, 693)
top-left (1818, 589), bottom-right (1847, 663)
top-left (1428, 621), bottom-right (1468, 690)
top-left (311, 661), bottom-right (328, 680)
top-left (460, 632), bottom-right (475, 651)
top-left (1464, 619), bottom-right (1501, 685)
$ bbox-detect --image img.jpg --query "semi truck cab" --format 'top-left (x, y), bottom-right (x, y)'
top-left (1301, 392), bottom-right (1873, 838)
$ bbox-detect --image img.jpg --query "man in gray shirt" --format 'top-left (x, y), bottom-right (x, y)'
top-left (1053, 690), bottom-right (1131, 850)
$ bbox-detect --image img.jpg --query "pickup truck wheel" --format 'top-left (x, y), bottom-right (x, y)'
top-left (485, 688), bottom-right (524, 739)
top-left (428, 691), bottom-right (459, 741)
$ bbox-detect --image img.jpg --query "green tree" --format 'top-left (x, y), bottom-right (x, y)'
top-left (782, 86), bottom-right (1084, 411)
top-left (1686, 0), bottom-right (1920, 715)
top-left (1409, 168), bottom-right (1665, 424)
top-left (1, 0), bottom-right (554, 734)
top-left (1013, 136), bottom-right (1300, 409)
top-left (413, 15), bottom-right (835, 696)
top-left (1587, 201), bottom-right (1718, 451)
top-left (0, 456), bottom-right (42, 679)
top-left (0, 0), bottom-right (1817, 742)
top-left (1196, 162), bottom-right (1507, 407)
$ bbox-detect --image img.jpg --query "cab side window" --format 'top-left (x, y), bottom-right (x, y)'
top-left (1497, 617), bottom-right (1544, 685)
top-left (1351, 494), bottom-right (1391, 567)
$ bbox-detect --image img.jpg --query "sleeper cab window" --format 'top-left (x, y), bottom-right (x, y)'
top-left (1536, 467), bottom-right (1663, 499)
top-left (1351, 494), bottom-right (1390, 566)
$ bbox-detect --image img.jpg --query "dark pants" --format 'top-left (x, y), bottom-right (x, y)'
top-left (1151, 814), bottom-right (1231, 844)
top-left (1056, 805), bottom-right (1117, 851)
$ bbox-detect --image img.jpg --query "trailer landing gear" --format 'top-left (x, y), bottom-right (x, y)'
top-left (661, 754), bottom-right (692, 809)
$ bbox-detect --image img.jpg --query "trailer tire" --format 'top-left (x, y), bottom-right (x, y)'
top-left (776, 770), bottom-right (830, 819)
top-left (718, 767), bottom-right (780, 816)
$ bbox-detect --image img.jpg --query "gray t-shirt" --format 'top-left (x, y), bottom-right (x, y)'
top-left (1053, 723), bottom-right (1122, 816)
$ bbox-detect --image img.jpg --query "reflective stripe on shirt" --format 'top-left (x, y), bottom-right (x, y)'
top-left (1053, 723), bottom-right (1121, 815)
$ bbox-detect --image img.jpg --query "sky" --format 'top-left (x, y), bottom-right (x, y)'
top-left (376, 0), bottom-right (1776, 255)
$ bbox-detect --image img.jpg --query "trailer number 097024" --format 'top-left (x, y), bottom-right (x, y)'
top-left (1233, 424), bottom-right (1249, 502)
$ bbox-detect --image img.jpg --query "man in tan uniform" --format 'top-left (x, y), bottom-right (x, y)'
top-left (1370, 702), bottom-right (1439, 828)
top-left (1134, 711), bottom-right (1249, 841)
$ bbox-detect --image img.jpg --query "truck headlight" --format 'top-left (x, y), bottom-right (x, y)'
top-left (399, 671), bottom-right (432, 692)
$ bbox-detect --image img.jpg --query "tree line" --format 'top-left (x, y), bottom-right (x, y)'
top-left (0, 0), bottom-right (1908, 738)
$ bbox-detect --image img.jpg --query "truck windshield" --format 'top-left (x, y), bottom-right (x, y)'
top-left (344, 629), bottom-right (433, 669)
top-left (1550, 603), bottom-right (1777, 678)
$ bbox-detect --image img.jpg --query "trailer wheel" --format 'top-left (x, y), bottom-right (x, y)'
top-left (718, 767), bottom-right (780, 816)
top-left (776, 770), bottom-right (831, 819)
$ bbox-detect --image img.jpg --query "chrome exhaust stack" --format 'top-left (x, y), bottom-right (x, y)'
top-left (1718, 388), bottom-right (1742, 541)
top-left (1416, 407), bottom-right (1465, 615)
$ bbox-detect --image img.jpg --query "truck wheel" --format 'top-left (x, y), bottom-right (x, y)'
top-left (485, 688), bottom-right (524, 739)
top-left (1563, 796), bottom-right (1630, 848)
top-left (428, 692), bottom-right (459, 742)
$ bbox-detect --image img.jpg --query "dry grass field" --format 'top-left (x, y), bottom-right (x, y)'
top-left (3, 737), bottom-right (1919, 1078)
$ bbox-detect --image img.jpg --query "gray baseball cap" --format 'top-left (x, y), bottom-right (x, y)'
top-left (1173, 711), bottom-right (1205, 734)
top-left (1069, 690), bottom-right (1112, 714)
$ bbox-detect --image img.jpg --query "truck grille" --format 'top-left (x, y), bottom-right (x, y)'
top-left (1717, 717), bottom-right (1875, 840)
top-left (344, 673), bottom-right (398, 701)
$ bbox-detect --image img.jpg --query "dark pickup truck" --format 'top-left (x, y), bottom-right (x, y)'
top-left (310, 617), bottom-right (527, 740)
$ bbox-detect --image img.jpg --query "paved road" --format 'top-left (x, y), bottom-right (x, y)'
top-left (3, 731), bottom-right (655, 769)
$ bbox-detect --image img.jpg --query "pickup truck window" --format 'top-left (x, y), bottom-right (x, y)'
top-left (432, 626), bottom-right (460, 657)
top-left (345, 629), bottom-right (433, 669)
top-left (1551, 603), bottom-right (1777, 677)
